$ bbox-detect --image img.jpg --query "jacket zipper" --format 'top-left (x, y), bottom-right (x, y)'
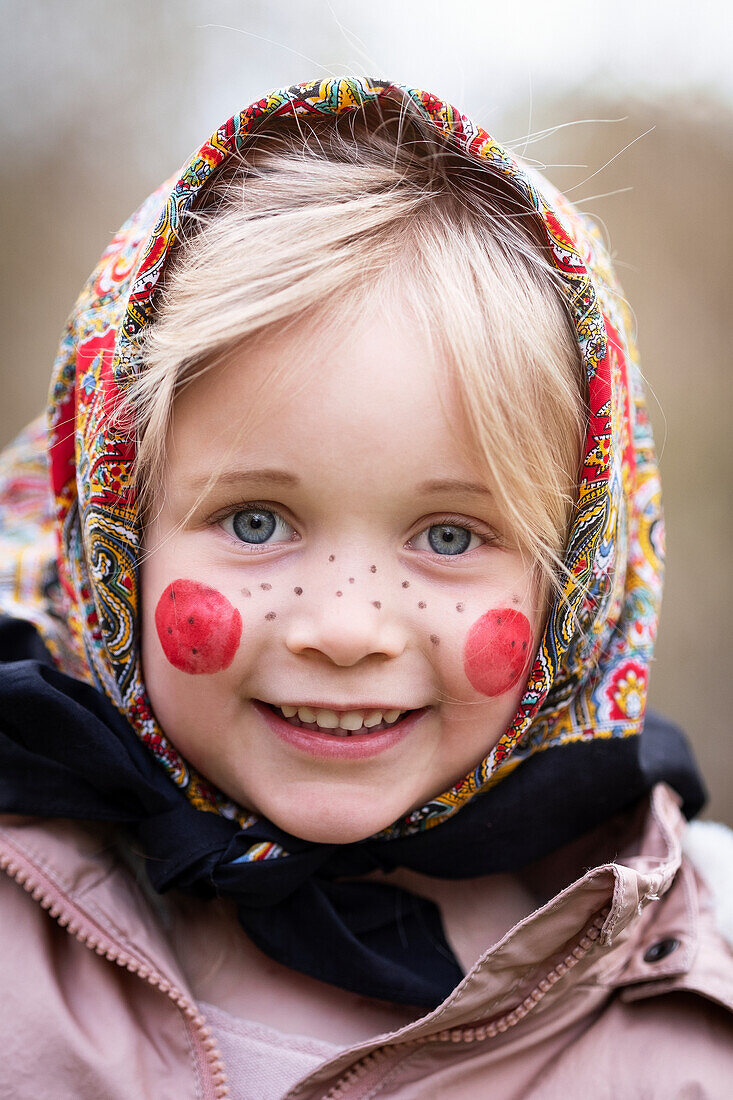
top-left (0, 846), bottom-right (229, 1099)
top-left (321, 908), bottom-right (610, 1100)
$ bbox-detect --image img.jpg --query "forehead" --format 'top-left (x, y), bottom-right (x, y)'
top-left (167, 300), bottom-right (482, 495)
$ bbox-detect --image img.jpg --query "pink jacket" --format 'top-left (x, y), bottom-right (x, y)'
top-left (1, 783), bottom-right (732, 1099)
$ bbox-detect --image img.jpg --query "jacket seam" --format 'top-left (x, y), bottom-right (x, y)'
top-left (0, 834), bottom-right (226, 1097)
top-left (600, 865), bottom-right (627, 942)
top-left (651, 785), bottom-right (683, 869)
top-left (361, 1052), bottom-right (421, 1100)
top-left (602, 788), bottom-right (681, 945)
top-left (183, 1015), bottom-right (207, 1100)
top-left (0, 829), bottom-right (178, 981)
top-left (416, 884), bottom-right (613, 1031)
top-left (639, 858), bottom-right (698, 981)
top-left (0, 826), bottom-right (116, 904)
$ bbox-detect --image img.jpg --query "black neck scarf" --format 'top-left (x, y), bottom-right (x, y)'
top-left (0, 617), bottom-right (705, 1008)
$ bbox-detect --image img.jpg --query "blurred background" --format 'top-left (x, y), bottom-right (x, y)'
top-left (2, 0), bottom-right (731, 822)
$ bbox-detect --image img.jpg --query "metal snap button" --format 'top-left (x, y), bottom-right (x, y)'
top-left (643, 937), bottom-right (680, 963)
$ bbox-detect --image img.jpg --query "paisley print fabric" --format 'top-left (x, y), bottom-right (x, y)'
top-left (0, 78), bottom-right (662, 843)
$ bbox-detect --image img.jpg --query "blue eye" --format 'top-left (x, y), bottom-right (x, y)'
top-left (233, 510), bottom-right (275, 543)
top-left (410, 521), bottom-right (485, 556)
top-left (427, 524), bottom-right (473, 555)
top-left (221, 508), bottom-right (293, 547)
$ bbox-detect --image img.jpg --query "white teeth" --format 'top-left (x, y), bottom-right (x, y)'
top-left (275, 704), bottom-right (409, 733)
top-left (340, 711), bottom-right (365, 731)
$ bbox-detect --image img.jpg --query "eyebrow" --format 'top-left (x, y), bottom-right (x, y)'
top-left (417, 477), bottom-right (493, 497)
top-left (188, 468), bottom-right (301, 493)
top-left (187, 470), bottom-right (490, 498)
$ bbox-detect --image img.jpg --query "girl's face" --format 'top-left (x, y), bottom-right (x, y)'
top-left (141, 300), bottom-right (542, 843)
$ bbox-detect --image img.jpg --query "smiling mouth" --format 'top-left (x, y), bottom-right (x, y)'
top-left (262, 702), bottom-right (419, 737)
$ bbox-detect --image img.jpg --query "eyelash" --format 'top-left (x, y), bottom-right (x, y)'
top-left (407, 515), bottom-right (500, 555)
top-left (213, 505), bottom-right (499, 555)
top-left (215, 503), bottom-right (299, 554)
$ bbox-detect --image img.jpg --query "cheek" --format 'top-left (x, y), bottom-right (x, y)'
top-left (463, 608), bottom-right (533, 698)
top-left (154, 579), bottom-right (242, 675)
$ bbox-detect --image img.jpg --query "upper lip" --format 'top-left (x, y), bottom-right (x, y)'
top-left (259, 699), bottom-right (424, 712)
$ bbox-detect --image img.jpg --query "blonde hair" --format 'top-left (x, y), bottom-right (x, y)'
top-left (131, 99), bottom-right (586, 601)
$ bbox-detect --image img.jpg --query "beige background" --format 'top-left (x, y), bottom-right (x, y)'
top-left (2, 1), bottom-right (731, 822)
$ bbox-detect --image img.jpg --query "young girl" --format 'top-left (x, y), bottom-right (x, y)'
top-left (0, 77), bottom-right (731, 1099)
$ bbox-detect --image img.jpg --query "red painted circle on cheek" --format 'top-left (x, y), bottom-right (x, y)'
top-left (154, 579), bottom-right (242, 675)
top-left (463, 608), bottom-right (533, 697)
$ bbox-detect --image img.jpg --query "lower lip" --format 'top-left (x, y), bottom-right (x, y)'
top-left (254, 701), bottom-right (428, 759)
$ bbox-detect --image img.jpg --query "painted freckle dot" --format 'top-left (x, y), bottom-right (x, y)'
top-left (328, 555), bottom-right (335, 562)
top-left (456, 603), bottom-right (464, 612)
top-left (336, 591), bottom-right (343, 597)
top-left (402, 580), bottom-right (410, 588)
top-left (372, 601), bottom-right (381, 609)
top-left (294, 587), bottom-right (303, 596)
top-left (260, 583), bottom-right (272, 591)
top-left (418, 601), bottom-right (426, 609)
top-left (265, 612), bottom-right (276, 621)
top-left (370, 565), bottom-right (377, 573)
top-left (241, 588), bottom-right (251, 598)
top-left (349, 577), bottom-right (355, 584)
top-left (430, 634), bottom-right (440, 646)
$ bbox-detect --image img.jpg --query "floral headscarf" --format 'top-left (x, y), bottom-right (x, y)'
top-left (0, 78), bottom-right (662, 848)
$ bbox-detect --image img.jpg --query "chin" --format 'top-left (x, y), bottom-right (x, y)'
top-left (259, 792), bottom-right (405, 845)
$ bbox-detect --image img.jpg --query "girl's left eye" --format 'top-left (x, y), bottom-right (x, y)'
top-left (220, 508), bottom-right (295, 547)
top-left (411, 523), bottom-right (483, 556)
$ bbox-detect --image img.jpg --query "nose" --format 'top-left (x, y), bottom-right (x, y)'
top-left (285, 599), bottom-right (407, 667)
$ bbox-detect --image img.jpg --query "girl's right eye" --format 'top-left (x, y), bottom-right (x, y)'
top-left (220, 508), bottom-right (295, 547)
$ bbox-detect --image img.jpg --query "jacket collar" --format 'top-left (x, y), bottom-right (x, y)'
top-left (1, 783), bottom-right (731, 1045)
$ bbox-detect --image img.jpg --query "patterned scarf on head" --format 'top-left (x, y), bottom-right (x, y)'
top-left (0, 78), bottom-right (662, 833)
top-left (0, 79), bottom-right (686, 1007)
